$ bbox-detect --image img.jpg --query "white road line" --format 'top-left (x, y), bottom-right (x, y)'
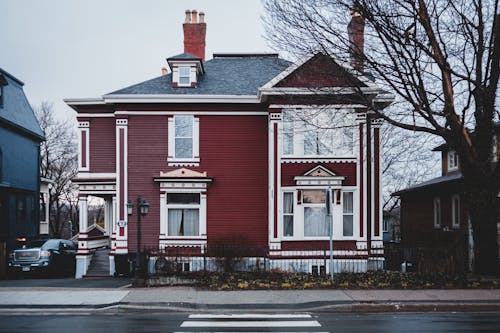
top-left (188, 314), bottom-right (312, 319)
top-left (174, 331), bottom-right (330, 333)
top-left (180, 320), bottom-right (322, 328)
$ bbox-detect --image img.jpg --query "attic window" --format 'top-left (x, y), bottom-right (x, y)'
top-left (179, 67), bottom-right (191, 86)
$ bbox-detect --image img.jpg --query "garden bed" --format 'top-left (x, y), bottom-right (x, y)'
top-left (135, 271), bottom-right (500, 289)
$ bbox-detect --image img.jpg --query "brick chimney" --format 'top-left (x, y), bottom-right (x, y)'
top-left (183, 9), bottom-right (207, 61)
top-left (347, 7), bottom-right (365, 72)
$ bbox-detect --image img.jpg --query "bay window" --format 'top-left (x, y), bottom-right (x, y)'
top-left (342, 192), bottom-right (354, 236)
top-left (303, 190), bottom-right (328, 237)
top-left (283, 192), bottom-right (294, 237)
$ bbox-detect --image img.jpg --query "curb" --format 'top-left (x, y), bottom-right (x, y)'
top-left (0, 302), bottom-right (499, 313)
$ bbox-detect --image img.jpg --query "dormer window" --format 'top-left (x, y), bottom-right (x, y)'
top-left (448, 150), bottom-right (459, 171)
top-left (179, 67), bottom-right (191, 86)
top-left (166, 53), bottom-right (205, 88)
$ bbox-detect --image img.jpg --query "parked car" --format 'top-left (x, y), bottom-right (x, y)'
top-left (8, 239), bottom-right (77, 277)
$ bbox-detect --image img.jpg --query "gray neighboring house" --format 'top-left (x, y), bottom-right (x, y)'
top-left (0, 68), bottom-right (45, 273)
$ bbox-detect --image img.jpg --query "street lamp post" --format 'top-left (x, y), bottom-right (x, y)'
top-left (127, 197), bottom-right (149, 276)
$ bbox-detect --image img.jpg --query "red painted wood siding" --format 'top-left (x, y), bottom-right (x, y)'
top-left (89, 118), bottom-right (116, 173)
top-left (200, 116), bottom-right (269, 247)
top-left (281, 162), bottom-right (357, 186)
top-left (276, 54), bottom-right (366, 88)
top-left (126, 114), bottom-right (269, 249)
top-left (127, 116), bottom-right (168, 250)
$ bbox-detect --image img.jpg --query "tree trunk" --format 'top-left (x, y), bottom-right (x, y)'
top-left (463, 166), bottom-right (499, 276)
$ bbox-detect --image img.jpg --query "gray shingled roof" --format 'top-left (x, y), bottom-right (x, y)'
top-left (392, 172), bottom-right (462, 196)
top-left (0, 68), bottom-right (44, 140)
top-left (107, 56), bottom-right (292, 96)
top-left (167, 52), bottom-right (201, 60)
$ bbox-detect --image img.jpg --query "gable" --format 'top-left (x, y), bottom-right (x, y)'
top-left (303, 165), bottom-right (337, 177)
top-left (274, 53), bottom-right (367, 88)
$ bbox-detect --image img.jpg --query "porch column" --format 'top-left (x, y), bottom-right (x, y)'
top-left (76, 195), bottom-right (91, 278)
top-left (104, 197), bottom-right (113, 236)
top-left (109, 196), bottom-right (117, 276)
top-left (268, 109), bottom-right (282, 250)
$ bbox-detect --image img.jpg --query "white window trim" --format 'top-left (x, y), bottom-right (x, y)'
top-left (448, 150), bottom-right (459, 171)
top-left (282, 191), bottom-right (294, 238)
top-left (433, 197), bottom-right (441, 228)
top-left (280, 187), bottom-right (358, 241)
top-left (342, 191), bottom-right (355, 237)
top-left (172, 66), bottom-right (196, 87)
top-left (78, 123), bottom-right (90, 172)
top-left (168, 116), bottom-right (200, 165)
top-left (451, 194), bottom-right (460, 228)
top-left (162, 191), bottom-right (207, 239)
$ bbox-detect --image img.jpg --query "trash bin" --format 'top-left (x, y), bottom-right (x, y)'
top-left (114, 254), bottom-right (130, 276)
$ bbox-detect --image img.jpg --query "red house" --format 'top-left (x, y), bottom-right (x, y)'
top-left (66, 10), bottom-right (392, 278)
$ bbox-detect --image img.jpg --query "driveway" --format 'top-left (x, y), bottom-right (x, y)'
top-left (0, 277), bottom-right (131, 289)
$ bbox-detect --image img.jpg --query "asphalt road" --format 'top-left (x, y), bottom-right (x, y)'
top-left (0, 312), bottom-right (498, 333)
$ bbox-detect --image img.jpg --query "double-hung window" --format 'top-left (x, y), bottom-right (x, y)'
top-left (281, 109), bottom-right (354, 157)
top-left (168, 115), bottom-right (199, 164)
top-left (342, 192), bottom-right (354, 236)
top-left (178, 67), bottom-right (191, 86)
top-left (283, 192), bottom-right (294, 237)
top-left (303, 190), bottom-right (328, 237)
top-left (167, 193), bottom-right (200, 237)
top-left (433, 197), bottom-right (441, 228)
top-left (448, 150), bottom-right (459, 171)
top-left (175, 116), bottom-right (193, 158)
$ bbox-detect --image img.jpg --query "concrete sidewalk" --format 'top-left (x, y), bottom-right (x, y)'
top-left (0, 287), bottom-right (499, 312)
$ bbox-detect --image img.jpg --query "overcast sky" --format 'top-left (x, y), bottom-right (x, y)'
top-left (0, 0), bottom-right (271, 121)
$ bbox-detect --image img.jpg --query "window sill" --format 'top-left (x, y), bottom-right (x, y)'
top-left (282, 237), bottom-right (357, 241)
top-left (167, 158), bottom-right (200, 167)
top-left (161, 236), bottom-right (207, 240)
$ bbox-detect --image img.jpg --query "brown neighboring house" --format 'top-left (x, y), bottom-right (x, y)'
top-left (392, 124), bottom-right (500, 271)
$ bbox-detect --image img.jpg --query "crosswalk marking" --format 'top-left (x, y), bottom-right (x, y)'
top-left (188, 314), bottom-right (313, 319)
top-left (178, 313), bottom-right (324, 332)
top-left (181, 320), bottom-right (322, 328)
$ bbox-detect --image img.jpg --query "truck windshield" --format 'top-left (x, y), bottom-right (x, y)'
top-left (40, 240), bottom-right (61, 250)
top-left (26, 240), bottom-right (46, 248)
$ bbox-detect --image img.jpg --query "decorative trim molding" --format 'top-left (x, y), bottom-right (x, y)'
top-left (76, 172), bottom-right (117, 179)
top-left (116, 119), bottom-right (128, 126)
top-left (281, 158), bottom-right (356, 164)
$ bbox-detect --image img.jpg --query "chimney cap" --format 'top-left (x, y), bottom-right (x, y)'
top-left (199, 11), bottom-right (205, 23)
top-left (191, 9), bottom-right (198, 23)
top-left (185, 9), bottom-right (191, 23)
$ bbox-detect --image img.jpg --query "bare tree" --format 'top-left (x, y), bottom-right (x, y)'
top-left (264, 0), bottom-right (500, 274)
top-left (382, 126), bottom-right (438, 212)
top-left (34, 102), bottom-right (78, 238)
